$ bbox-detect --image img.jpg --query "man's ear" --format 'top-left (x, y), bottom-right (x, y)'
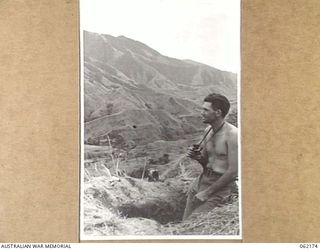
top-left (215, 109), bottom-right (222, 117)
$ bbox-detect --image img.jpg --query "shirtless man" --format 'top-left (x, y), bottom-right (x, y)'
top-left (183, 93), bottom-right (238, 220)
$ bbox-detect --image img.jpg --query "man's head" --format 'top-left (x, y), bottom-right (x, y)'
top-left (201, 93), bottom-right (230, 124)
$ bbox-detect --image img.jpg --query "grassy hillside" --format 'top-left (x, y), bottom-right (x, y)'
top-left (83, 31), bottom-right (237, 150)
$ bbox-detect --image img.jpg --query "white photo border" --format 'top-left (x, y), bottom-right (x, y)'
top-left (79, 0), bottom-right (242, 241)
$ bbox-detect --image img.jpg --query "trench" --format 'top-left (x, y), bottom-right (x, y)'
top-left (91, 173), bottom-right (190, 225)
top-left (117, 191), bottom-right (187, 224)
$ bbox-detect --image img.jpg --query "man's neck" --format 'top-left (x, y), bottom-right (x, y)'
top-left (210, 119), bottom-right (225, 132)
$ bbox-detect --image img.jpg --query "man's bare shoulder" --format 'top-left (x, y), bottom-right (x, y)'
top-left (225, 122), bottom-right (238, 139)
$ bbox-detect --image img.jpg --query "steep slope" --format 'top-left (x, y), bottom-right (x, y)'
top-left (83, 30), bottom-right (237, 149)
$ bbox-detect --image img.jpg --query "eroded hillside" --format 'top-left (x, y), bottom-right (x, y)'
top-left (83, 31), bottom-right (237, 149)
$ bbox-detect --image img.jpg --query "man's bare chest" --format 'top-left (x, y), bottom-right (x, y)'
top-left (205, 135), bottom-right (227, 157)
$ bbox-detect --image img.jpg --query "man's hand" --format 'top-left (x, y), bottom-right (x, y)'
top-left (187, 145), bottom-right (203, 162)
top-left (194, 190), bottom-right (210, 202)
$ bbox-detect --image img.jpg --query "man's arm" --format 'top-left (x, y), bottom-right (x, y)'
top-left (196, 129), bottom-right (238, 200)
top-left (186, 145), bottom-right (208, 167)
top-left (187, 127), bottom-right (210, 167)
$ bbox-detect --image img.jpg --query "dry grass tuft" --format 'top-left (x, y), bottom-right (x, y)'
top-left (164, 200), bottom-right (239, 235)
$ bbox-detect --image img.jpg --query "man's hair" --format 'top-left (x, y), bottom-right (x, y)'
top-left (204, 93), bottom-right (230, 117)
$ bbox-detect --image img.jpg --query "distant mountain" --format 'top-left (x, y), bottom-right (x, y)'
top-left (83, 31), bottom-right (237, 149)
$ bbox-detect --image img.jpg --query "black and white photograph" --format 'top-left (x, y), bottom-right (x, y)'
top-left (80, 0), bottom-right (241, 240)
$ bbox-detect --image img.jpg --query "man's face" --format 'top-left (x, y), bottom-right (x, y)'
top-left (201, 102), bottom-right (217, 124)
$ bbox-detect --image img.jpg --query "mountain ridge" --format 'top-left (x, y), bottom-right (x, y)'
top-left (83, 30), bottom-right (237, 149)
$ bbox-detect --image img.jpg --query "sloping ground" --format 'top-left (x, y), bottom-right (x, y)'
top-left (165, 201), bottom-right (240, 235)
top-left (83, 31), bottom-right (237, 145)
top-left (83, 34), bottom-right (238, 161)
top-left (84, 107), bottom-right (205, 148)
top-left (83, 175), bottom-right (187, 236)
top-left (83, 158), bottom-right (239, 237)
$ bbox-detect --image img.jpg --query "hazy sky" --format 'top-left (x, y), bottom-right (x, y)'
top-left (80, 0), bottom-right (240, 73)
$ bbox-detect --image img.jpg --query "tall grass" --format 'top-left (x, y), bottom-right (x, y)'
top-left (141, 157), bottom-right (147, 180)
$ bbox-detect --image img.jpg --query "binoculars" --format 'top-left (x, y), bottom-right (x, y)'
top-left (190, 144), bottom-right (202, 153)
